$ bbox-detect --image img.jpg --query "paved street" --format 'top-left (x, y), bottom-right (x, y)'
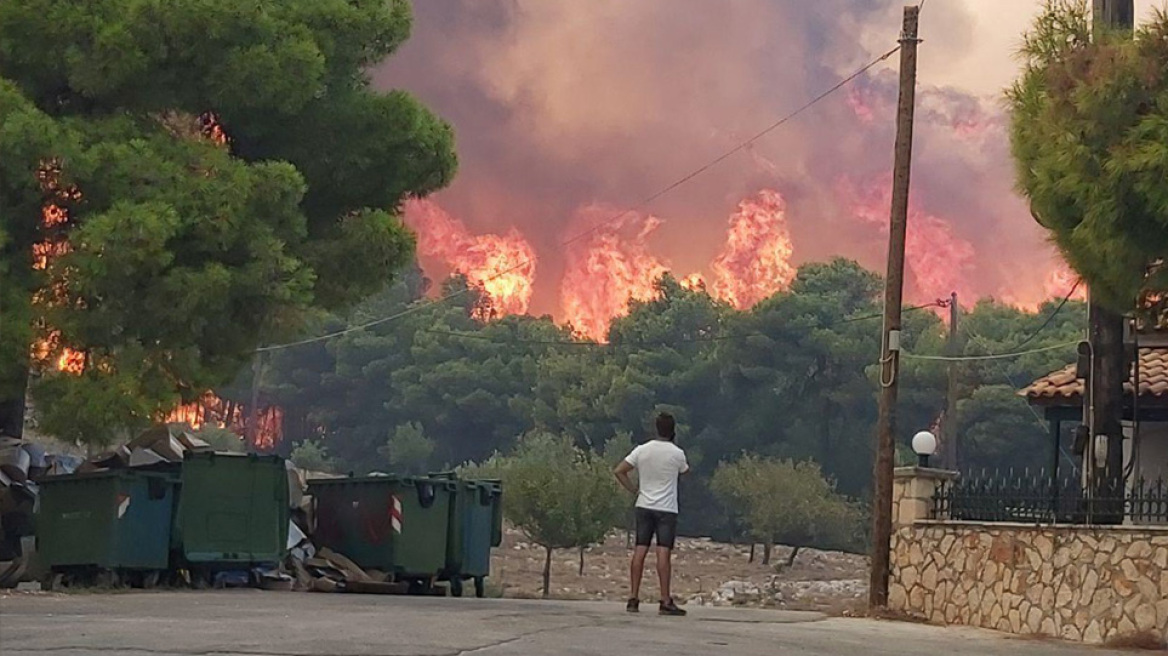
top-left (0, 591), bottom-right (1130, 655)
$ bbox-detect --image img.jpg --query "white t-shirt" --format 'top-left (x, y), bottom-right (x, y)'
top-left (624, 439), bottom-right (689, 514)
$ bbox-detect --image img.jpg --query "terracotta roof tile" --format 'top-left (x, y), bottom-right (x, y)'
top-left (1022, 348), bottom-right (1168, 403)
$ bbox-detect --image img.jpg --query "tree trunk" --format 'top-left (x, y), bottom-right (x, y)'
top-left (749, 543), bottom-right (756, 564)
top-left (541, 546), bottom-right (552, 599)
top-left (785, 545), bottom-right (801, 569)
top-left (0, 365), bottom-right (29, 439)
top-left (1090, 303), bottom-right (1126, 524)
top-left (820, 396), bottom-right (832, 474)
top-left (578, 547), bottom-right (585, 576)
top-left (762, 542), bottom-right (773, 566)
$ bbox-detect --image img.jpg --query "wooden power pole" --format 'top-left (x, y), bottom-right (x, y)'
top-left (943, 292), bottom-right (960, 469)
top-left (1089, 0), bottom-right (1133, 521)
top-left (869, 4), bottom-right (920, 610)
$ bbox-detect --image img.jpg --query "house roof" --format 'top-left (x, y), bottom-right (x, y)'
top-left (1022, 347), bottom-right (1168, 406)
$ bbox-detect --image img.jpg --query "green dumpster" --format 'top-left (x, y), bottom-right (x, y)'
top-left (440, 478), bottom-right (502, 597)
top-left (37, 470), bottom-right (175, 586)
top-left (483, 479), bottom-right (504, 549)
top-left (309, 476), bottom-right (455, 588)
top-left (173, 452), bottom-right (289, 569)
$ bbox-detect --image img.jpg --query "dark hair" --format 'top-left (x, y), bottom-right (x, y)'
top-left (655, 412), bottom-right (676, 441)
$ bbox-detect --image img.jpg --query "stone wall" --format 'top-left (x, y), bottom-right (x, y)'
top-left (889, 522), bottom-right (1168, 645)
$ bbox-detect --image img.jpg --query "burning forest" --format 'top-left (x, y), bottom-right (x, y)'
top-left (380, 0), bottom-right (1084, 336)
top-left (1, 0), bottom-right (1099, 459)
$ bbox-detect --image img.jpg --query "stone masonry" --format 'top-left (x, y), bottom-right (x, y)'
top-left (889, 468), bottom-right (1168, 646)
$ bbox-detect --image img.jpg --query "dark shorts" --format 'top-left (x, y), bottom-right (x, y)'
top-left (634, 508), bottom-right (678, 549)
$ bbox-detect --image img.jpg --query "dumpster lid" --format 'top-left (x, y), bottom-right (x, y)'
top-left (37, 469), bottom-right (175, 484)
top-left (183, 450), bottom-right (285, 464)
top-left (308, 474), bottom-right (457, 489)
top-left (307, 474), bottom-right (409, 486)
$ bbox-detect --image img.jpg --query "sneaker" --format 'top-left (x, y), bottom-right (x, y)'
top-left (658, 599), bottom-right (687, 617)
top-left (626, 598), bottom-right (640, 613)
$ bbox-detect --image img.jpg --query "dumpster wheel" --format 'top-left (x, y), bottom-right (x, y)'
top-left (127, 570), bottom-right (162, 589)
top-left (143, 570), bottom-right (161, 589)
top-left (474, 577), bottom-right (486, 598)
top-left (407, 579), bottom-right (434, 596)
top-left (93, 569), bottom-right (122, 589)
top-left (449, 577), bottom-right (463, 598)
top-left (40, 572), bottom-right (64, 592)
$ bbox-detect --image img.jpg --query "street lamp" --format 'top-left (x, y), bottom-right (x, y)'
top-left (912, 430), bottom-right (937, 468)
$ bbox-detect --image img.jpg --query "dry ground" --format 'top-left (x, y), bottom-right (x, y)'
top-left (490, 528), bottom-right (869, 612)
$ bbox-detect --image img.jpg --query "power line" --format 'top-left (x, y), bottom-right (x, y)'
top-left (256, 45), bottom-right (904, 353)
top-left (901, 339), bottom-right (1080, 362)
top-left (899, 279), bottom-right (1084, 363)
top-left (1011, 278), bottom-right (1083, 351)
top-left (941, 327), bottom-right (1082, 473)
top-left (421, 301), bottom-right (943, 349)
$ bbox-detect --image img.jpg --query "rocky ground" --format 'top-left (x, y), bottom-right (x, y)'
top-left (490, 527), bottom-right (869, 613)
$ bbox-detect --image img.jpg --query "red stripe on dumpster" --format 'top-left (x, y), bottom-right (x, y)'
top-left (116, 494), bottom-right (130, 519)
top-left (390, 496), bottom-right (402, 534)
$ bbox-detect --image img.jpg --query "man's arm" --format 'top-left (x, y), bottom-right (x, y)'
top-left (614, 460), bottom-right (638, 495)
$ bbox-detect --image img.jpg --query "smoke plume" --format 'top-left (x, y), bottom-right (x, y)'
top-left (375, 1), bottom-right (1067, 324)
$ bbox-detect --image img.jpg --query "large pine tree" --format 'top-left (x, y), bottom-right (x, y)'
top-left (0, 0), bottom-right (456, 443)
top-left (1009, 2), bottom-right (1168, 311)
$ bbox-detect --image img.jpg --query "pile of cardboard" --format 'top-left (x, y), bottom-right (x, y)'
top-left (0, 435), bottom-right (66, 587)
top-left (283, 483), bottom-right (417, 596)
top-left (288, 545), bottom-right (408, 595)
top-left (82, 424), bottom-right (213, 471)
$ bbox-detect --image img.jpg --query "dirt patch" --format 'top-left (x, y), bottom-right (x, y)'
top-left (489, 527), bottom-right (869, 612)
top-left (1103, 632), bottom-right (1168, 651)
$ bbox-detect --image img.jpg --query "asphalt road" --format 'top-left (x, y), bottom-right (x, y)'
top-left (0, 591), bottom-right (1130, 655)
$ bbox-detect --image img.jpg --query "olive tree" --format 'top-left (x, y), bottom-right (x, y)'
top-left (468, 432), bottom-right (626, 598)
top-left (711, 455), bottom-right (862, 567)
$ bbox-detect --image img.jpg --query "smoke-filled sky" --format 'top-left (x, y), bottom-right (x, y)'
top-left (372, 1), bottom-right (1161, 327)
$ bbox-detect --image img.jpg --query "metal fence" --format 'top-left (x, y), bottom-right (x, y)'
top-left (932, 470), bottom-right (1168, 525)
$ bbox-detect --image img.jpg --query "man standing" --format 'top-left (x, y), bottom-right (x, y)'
top-left (613, 412), bottom-right (689, 616)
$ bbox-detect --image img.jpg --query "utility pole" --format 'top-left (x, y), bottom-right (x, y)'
top-left (1089, 0), bottom-right (1132, 522)
top-left (943, 292), bottom-right (960, 470)
top-left (869, 4), bottom-right (919, 610)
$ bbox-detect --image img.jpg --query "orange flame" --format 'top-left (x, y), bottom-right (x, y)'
top-left (162, 392), bottom-right (283, 451)
top-left (560, 207), bottom-right (669, 341)
top-left (710, 190), bottom-right (795, 309)
top-left (1043, 261), bottom-right (1085, 301)
top-left (31, 240), bottom-right (71, 270)
top-left (404, 199), bottom-right (537, 317)
top-left (42, 204), bottom-right (68, 228)
top-left (680, 273), bottom-right (706, 291)
top-left (848, 178), bottom-right (977, 307)
top-left (999, 260), bottom-right (1087, 311)
top-left (30, 331), bottom-right (85, 376)
top-left (56, 348), bottom-right (86, 375)
top-left (200, 113), bottom-right (229, 146)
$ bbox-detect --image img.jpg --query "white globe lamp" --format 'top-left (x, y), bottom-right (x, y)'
top-left (912, 430), bottom-right (938, 468)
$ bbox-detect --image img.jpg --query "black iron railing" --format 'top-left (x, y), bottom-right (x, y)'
top-left (932, 471), bottom-right (1168, 525)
